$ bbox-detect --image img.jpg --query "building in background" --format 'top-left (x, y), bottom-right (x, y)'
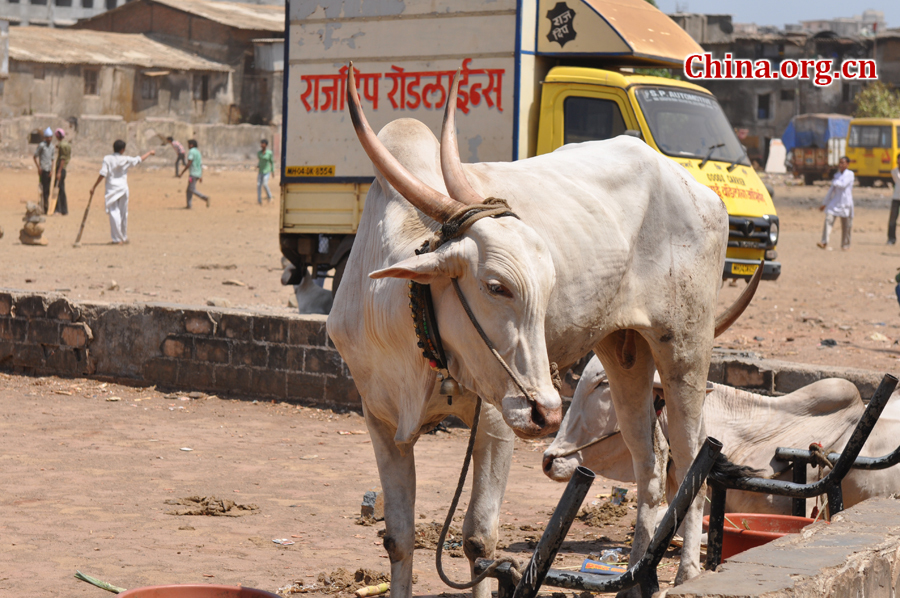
top-left (671, 11), bottom-right (897, 169)
top-left (74, 0), bottom-right (283, 124)
top-left (0, 0), bottom-right (124, 28)
top-left (0, 26), bottom-right (231, 122)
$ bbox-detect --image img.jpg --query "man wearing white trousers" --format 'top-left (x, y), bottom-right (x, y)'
top-left (89, 140), bottom-right (155, 244)
top-left (818, 156), bottom-right (854, 251)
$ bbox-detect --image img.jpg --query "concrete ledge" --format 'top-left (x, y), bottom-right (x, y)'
top-left (0, 289), bottom-right (358, 406)
top-left (667, 497), bottom-right (900, 597)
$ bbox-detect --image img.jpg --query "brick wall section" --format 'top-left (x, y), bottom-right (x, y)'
top-left (0, 290), bottom-right (360, 406)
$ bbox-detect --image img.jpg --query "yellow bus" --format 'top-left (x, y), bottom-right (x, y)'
top-left (846, 117), bottom-right (900, 186)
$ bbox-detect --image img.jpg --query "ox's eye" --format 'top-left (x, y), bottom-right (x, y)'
top-left (486, 281), bottom-right (513, 299)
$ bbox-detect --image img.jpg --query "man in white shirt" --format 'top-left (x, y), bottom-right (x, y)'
top-left (818, 156), bottom-right (854, 251)
top-left (888, 153), bottom-right (900, 245)
top-left (88, 140), bottom-right (155, 244)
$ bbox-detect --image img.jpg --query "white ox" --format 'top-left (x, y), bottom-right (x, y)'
top-left (545, 357), bottom-right (900, 515)
top-left (327, 70), bottom-right (735, 598)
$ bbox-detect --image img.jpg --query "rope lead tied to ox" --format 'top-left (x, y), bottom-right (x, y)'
top-left (434, 396), bottom-right (524, 589)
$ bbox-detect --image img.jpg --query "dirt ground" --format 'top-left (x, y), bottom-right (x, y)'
top-left (1, 161), bottom-right (900, 596)
top-left (0, 373), bottom-right (654, 597)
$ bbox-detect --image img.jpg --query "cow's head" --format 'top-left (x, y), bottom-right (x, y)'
top-left (542, 359), bottom-right (631, 481)
top-left (348, 65), bottom-right (562, 439)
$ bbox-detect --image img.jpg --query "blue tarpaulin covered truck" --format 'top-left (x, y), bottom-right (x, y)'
top-left (782, 113), bottom-right (851, 185)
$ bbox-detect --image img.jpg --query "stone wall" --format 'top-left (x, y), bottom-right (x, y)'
top-left (0, 290), bottom-right (357, 406)
top-left (0, 115), bottom-right (279, 162)
top-left (708, 351), bottom-right (885, 399)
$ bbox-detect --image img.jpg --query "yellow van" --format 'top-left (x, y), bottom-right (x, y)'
top-left (846, 118), bottom-right (900, 186)
top-left (536, 68), bottom-right (781, 280)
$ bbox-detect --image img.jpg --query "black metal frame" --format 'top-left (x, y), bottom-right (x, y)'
top-left (705, 373), bottom-right (898, 570)
top-left (474, 437), bottom-right (724, 598)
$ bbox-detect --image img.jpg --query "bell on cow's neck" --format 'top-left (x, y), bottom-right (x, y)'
top-left (440, 377), bottom-right (461, 405)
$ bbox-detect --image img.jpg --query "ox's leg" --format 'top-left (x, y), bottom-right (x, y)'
top-left (364, 408), bottom-right (417, 598)
top-left (460, 400), bottom-right (515, 598)
top-left (595, 331), bottom-right (662, 597)
top-left (652, 342), bottom-right (710, 585)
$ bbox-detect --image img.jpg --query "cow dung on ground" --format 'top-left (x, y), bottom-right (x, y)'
top-left (280, 568), bottom-right (397, 595)
top-left (164, 495), bottom-right (259, 516)
top-left (578, 500), bottom-right (630, 527)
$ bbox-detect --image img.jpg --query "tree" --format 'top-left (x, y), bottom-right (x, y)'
top-left (853, 82), bottom-right (900, 118)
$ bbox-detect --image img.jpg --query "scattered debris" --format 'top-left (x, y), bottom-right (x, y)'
top-left (273, 538), bottom-right (296, 546)
top-left (206, 297), bottom-right (232, 308)
top-left (870, 332), bottom-right (889, 342)
top-left (108, 280), bottom-right (119, 291)
top-left (223, 279), bottom-right (247, 287)
top-left (106, 396), bottom-right (121, 402)
top-left (820, 339), bottom-right (838, 347)
top-left (412, 522), bottom-right (464, 557)
top-left (355, 582), bottom-right (389, 597)
top-left (164, 496), bottom-right (259, 517)
top-left (360, 490), bottom-right (384, 521)
top-left (278, 568), bottom-right (394, 595)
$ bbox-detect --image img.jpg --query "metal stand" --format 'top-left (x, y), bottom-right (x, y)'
top-left (474, 437), bottom-right (724, 598)
top-left (705, 373), bottom-right (898, 570)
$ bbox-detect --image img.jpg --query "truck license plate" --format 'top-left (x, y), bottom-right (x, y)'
top-left (731, 263), bottom-right (759, 276)
top-left (286, 165), bottom-right (336, 177)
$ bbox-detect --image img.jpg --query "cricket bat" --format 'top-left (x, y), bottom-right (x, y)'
top-left (48, 182), bottom-right (59, 215)
top-left (73, 192), bottom-right (95, 247)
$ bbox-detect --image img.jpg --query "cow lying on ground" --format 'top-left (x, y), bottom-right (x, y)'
top-left (544, 356), bottom-right (900, 515)
top-left (327, 67), bottom-right (742, 598)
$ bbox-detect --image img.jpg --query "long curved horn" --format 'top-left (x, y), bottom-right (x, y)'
top-left (346, 63), bottom-right (462, 223)
top-left (439, 69), bottom-right (484, 206)
top-left (714, 261), bottom-right (763, 337)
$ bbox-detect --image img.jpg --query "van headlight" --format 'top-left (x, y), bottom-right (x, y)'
top-left (768, 221), bottom-right (779, 246)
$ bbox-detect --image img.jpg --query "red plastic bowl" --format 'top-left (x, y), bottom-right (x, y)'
top-left (118, 585), bottom-right (281, 598)
top-left (703, 513), bottom-right (817, 560)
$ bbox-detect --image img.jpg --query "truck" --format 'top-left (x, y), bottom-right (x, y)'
top-left (782, 113), bottom-right (850, 185)
top-left (279, 0), bottom-right (781, 300)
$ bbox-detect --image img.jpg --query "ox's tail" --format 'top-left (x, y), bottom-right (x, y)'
top-left (710, 452), bottom-right (764, 482)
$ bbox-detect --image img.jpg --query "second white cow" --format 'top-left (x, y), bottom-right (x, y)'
top-left (544, 356), bottom-right (900, 515)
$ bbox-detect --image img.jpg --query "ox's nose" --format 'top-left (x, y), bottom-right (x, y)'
top-left (531, 399), bottom-right (561, 435)
top-left (542, 454), bottom-right (555, 476)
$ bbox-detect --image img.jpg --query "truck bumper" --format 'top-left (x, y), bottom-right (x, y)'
top-left (723, 259), bottom-right (781, 281)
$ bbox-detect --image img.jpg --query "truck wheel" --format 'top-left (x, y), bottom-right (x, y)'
top-left (803, 173), bottom-right (817, 186)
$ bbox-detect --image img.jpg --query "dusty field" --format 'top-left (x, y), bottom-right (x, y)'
top-left (2, 162), bottom-right (900, 370)
top-left (0, 373), bottom-right (656, 597)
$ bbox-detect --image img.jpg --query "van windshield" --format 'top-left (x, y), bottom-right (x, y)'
top-left (635, 87), bottom-right (749, 166)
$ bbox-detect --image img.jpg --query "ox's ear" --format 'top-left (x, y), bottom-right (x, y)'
top-left (369, 251), bottom-right (466, 284)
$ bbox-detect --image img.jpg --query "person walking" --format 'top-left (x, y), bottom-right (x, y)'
top-left (167, 136), bottom-right (187, 177)
top-left (53, 129), bottom-right (71, 216)
top-left (888, 153), bottom-right (900, 245)
top-left (257, 139), bottom-right (274, 204)
top-left (33, 127), bottom-right (54, 214)
top-left (185, 139), bottom-right (210, 208)
top-left (818, 156), bottom-right (855, 251)
top-left (88, 140), bottom-right (155, 244)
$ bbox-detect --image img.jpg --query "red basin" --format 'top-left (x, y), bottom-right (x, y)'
top-left (703, 513), bottom-right (817, 560)
top-left (118, 585), bottom-right (281, 598)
